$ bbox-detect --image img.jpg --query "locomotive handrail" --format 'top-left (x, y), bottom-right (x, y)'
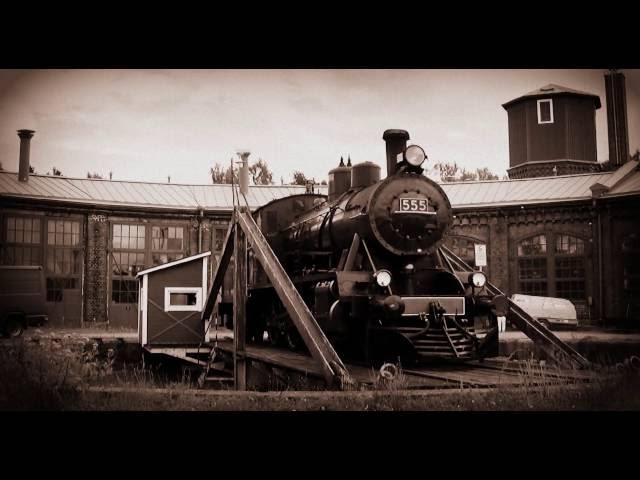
top-left (235, 209), bottom-right (353, 387)
top-left (439, 244), bottom-right (591, 369)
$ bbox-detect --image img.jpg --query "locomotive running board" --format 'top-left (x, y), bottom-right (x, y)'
top-left (439, 245), bottom-right (590, 369)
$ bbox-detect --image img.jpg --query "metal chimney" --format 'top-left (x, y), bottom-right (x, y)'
top-left (237, 151), bottom-right (250, 196)
top-left (605, 70), bottom-right (630, 167)
top-left (382, 129), bottom-right (409, 177)
top-left (17, 129), bottom-right (35, 182)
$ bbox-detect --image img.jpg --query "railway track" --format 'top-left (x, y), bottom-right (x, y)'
top-left (205, 339), bottom-right (596, 391)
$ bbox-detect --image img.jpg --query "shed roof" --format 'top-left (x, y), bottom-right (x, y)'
top-left (502, 84), bottom-right (602, 109)
top-left (1, 161), bottom-right (639, 212)
top-left (136, 251), bottom-right (210, 277)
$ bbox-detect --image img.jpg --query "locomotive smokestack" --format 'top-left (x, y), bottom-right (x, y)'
top-left (17, 129), bottom-right (35, 183)
top-left (383, 129), bottom-right (410, 177)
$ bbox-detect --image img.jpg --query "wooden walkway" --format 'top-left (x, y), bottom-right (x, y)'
top-left (213, 339), bottom-right (596, 390)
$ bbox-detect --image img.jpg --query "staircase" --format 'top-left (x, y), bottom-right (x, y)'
top-left (439, 245), bottom-right (590, 369)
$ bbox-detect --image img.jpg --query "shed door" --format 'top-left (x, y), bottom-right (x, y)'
top-left (44, 219), bottom-right (84, 327)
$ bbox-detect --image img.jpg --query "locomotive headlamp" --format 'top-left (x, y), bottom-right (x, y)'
top-left (470, 271), bottom-right (487, 288)
top-left (404, 145), bottom-right (427, 167)
top-left (374, 269), bottom-right (392, 288)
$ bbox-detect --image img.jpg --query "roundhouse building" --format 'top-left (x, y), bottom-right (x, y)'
top-left (2, 160), bottom-right (638, 328)
top-left (1, 73), bottom-right (639, 329)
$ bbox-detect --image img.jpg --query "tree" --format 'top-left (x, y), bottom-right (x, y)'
top-left (476, 167), bottom-right (499, 181)
top-left (434, 162), bottom-right (460, 181)
top-left (434, 161), bottom-right (499, 182)
top-left (291, 171), bottom-right (308, 185)
top-left (459, 168), bottom-right (477, 181)
top-left (29, 166), bottom-right (35, 174)
top-left (87, 172), bottom-right (104, 179)
top-left (211, 158), bottom-right (274, 185)
top-left (320, 179), bottom-right (327, 185)
top-left (210, 163), bottom-right (227, 183)
top-left (52, 167), bottom-right (62, 176)
top-left (210, 160), bottom-right (239, 184)
top-left (248, 158), bottom-right (273, 185)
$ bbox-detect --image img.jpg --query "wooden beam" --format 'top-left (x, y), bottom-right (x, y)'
top-left (201, 219), bottom-right (235, 322)
top-left (234, 209), bottom-right (247, 390)
top-left (236, 209), bottom-right (352, 388)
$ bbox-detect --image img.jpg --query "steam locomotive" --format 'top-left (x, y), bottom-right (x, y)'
top-left (242, 129), bottom-right (503, 365)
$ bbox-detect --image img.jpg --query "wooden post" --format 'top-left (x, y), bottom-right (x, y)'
top-left (233, 209), bottom-right (248, 390)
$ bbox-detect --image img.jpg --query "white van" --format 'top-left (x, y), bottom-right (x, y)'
top-left (511, 294), bottom-right (578, 329)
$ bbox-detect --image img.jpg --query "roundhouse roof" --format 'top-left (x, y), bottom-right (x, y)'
top-left (0, 160), bottom-right (638, 212)
top-left (0, 172), bottom-right (326, 213)
top-left (502, 84), bottom-right (602, 110)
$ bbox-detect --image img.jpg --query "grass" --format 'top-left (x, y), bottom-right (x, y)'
top-left (1, 336), bottom-right (640, 411)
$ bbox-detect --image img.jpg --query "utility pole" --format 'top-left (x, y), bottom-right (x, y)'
top-left (233, 150), bottom-right (250, 390)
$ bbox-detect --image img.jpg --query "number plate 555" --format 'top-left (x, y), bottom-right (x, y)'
top-left (398, 197), bottom-right (429, 212)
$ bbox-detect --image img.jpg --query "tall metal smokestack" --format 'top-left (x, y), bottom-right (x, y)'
top-left (237, 151), bottom-right (250, 196)
top-left (382, 129), bottom-right (410, 177)
top-left (605, 70), bottom-right (630, 167)
top-left (17, 129), bottom-right (35, 182)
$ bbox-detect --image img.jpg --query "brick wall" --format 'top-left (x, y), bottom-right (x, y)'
top-left (84, 212), bottom-right (109, 324)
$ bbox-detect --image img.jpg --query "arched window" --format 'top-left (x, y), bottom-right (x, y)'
top-left (447, 236), bottom-right (485, 267)
top-left (555, 235), bottom-right (586, 302)
top-left (517, 234), bottom-right (548, 296)
top-left (517, 233), bottom-right (589, 320)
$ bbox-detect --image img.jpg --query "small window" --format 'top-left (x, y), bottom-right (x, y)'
top-left (112, 279), bottom-right (138, 304)
top-left (164, 287), bottom-right (202, 312)
top-left (537, 99), bottom-right (554, 124)
top-left (152, 226), bottom-right (184, 251)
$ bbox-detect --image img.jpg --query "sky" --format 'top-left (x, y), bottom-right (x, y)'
top-left (0, 69), bottom-right (638, 185)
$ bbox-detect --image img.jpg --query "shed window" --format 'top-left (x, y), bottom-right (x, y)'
top-left (152, 226), bottom-right (184, 251)
top-left (113, 224), bottom-right (145, 250)
top-left (164, 287), bottom-right (202, 312)
top-left (112, 279), bottom-right (138, 304)
top-left (537, 99), bottom-right (554, 124)
top-left (7, 217), bottom-right (41, 244)
top-left (111, 223), bottom-right (146, 304)
top-left (3, 216), bottom-right (42, 266)
top-left (518, 235), bottom-right (548, 296)
top-left (213, 226), bottom-right (228, 252)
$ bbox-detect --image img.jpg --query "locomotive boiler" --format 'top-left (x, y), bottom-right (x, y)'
top-left (244, 129), bottom-right (502, 365)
